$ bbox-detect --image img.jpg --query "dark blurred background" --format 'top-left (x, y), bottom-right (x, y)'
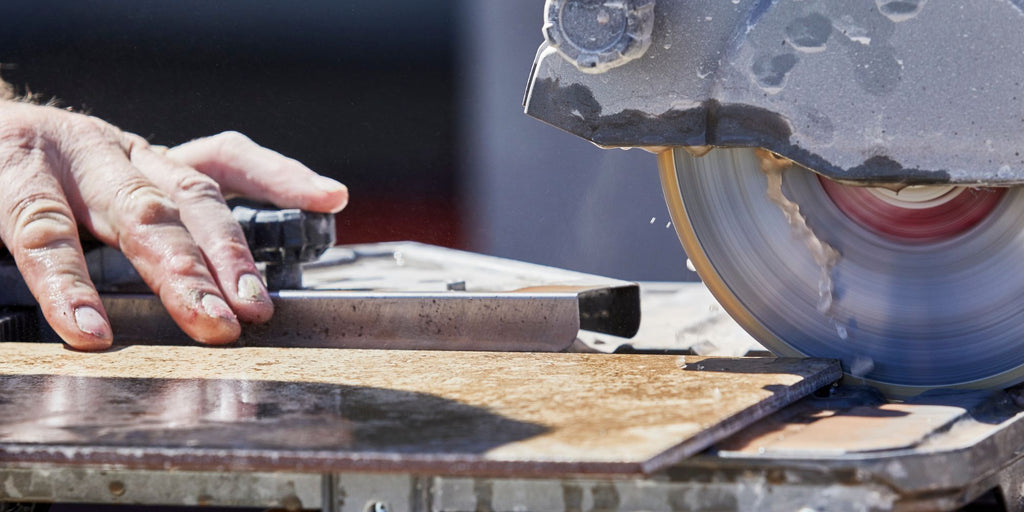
top-left (0, 0), bottom-right (692, 282)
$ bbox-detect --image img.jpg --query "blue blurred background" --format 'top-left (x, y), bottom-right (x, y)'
top-left (0, 0), bottom-right (693, 282)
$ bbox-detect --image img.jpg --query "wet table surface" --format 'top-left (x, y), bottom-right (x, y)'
top-left (0, 343), bottom-right (839, 476)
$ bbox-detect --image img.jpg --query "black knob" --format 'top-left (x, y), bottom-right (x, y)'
top-left (232, 206), bottom-right (336, 290)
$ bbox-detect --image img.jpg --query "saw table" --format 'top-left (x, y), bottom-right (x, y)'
top-left (0, 244), bottom-right (1021, 511)
top-left (2, 0), bottom-right (1022, 508)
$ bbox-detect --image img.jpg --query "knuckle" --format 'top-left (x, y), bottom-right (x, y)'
top-left (0, 119), bottom-right (49, 169)
top-left (0, 122), bottom-right (41, 151)
top-left (115, 181), bottom-right (180, 227)
top-left (121, 132), bottom-right (151, 154)
top-left (174, 172), bottom-right (223, 202)
top-left (78, 114), bottom-right (120, 138)
top-left (216, 130), bottom-right (252, 145)
top-left (7, 194), bottom-right (77, 251)
top-left (60, 115), bottom-right (128, 158)
top-left (209, 236), bottom-right (253, 261)
top-left (43, 270), bottom-right (94, 297)
top-left (213, 130), bottom-right (254, 159)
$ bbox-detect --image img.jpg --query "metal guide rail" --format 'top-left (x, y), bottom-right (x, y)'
top-left (0, 242), bottom-right (642, 351)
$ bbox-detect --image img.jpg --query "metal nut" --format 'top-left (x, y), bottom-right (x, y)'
top-left (543, 0), bottom-right (656, 73)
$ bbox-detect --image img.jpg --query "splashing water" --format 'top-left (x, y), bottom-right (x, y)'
top-left (756, 150), bottom-right (845, 322)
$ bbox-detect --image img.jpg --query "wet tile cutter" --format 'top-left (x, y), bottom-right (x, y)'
top-left (2, 1), bottom-right (1024, 510)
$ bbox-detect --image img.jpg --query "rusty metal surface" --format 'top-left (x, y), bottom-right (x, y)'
top-left (0, 343), bottom-right (838, 477)
top-left (0, 467), bottom-right (320, 509)
top-left (692, 386), bottom-right (1024, 508)
top-left (745, 402), bottom-right (969, 456)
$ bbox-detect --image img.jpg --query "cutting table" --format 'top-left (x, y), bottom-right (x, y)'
top-left (0, 243), bottom-right (1021, 511)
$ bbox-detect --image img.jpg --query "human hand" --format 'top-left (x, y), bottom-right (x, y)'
top-left (0, 100), bottom-right (348, 350)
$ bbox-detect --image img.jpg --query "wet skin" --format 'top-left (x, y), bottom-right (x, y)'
top-left (0, 100), bottom-right (349, 350)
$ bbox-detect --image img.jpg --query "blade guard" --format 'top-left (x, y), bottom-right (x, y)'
top-left (525, 0), bottom-right (1024, 186)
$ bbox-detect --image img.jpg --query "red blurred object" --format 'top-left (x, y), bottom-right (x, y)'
top-left (819, 177), bottom-right (1005, 242)
top-left (334, 195), bottom-right (464, 249)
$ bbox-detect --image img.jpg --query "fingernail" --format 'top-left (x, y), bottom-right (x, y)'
top-left (201, 294), bottom-right (236, 320)
top-left (75, 306), bottom-right (111, 339)
top-left (314, 176), bottom-right (347, 193)
top-left (237, 273), bottom-right (269, 302)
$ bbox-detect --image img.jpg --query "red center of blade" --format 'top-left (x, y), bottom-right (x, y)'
top-left (818, 177), bottom-right (1005, 242)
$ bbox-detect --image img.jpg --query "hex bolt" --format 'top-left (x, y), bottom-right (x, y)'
top-left (543, 0), bottom-right (656, 73)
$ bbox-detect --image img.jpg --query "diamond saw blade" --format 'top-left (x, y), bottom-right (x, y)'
top-left (659, 147), bottom-right (1024, 395)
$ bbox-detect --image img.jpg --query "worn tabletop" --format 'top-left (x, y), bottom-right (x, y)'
top-left (0, 343), bottom-right (839, 476)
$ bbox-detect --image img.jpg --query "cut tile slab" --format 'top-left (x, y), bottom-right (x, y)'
top-left (0, 343), bottom-right (839, 476)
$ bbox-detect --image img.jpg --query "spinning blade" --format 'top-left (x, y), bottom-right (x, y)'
top-left (660, 147), bottom-right (1024, 395)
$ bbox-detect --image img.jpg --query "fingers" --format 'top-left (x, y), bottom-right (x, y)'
top-left (67, 137), bottom-right (242, 345)
top-left (128, 143), bottom-right (274, 324)
top-left (165, 131), bottom-right (349, 213)
top-left (0, 102), bottom-right (338, 348)
top-left (0, 141), bottom-right (111, 350)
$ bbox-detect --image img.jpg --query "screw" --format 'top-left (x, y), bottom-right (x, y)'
top-left (365, 501), bottom-right (390, 512)
top-left (280, 494), bottom-right (303, 511)
top-left (108, 481), bottom-right (126, 497)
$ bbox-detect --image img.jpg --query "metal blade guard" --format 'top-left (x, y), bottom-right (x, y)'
top-left (526, 0), bottom-right (1024, 185)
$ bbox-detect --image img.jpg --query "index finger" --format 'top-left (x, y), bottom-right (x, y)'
top-left (165, 131), bottom-right (349, 213)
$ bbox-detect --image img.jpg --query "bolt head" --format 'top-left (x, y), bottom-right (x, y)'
top-left (543, 0), bottom-right (656, 73)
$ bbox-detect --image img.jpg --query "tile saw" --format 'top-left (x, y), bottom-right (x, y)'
top-left (3, 1), bottom-right (1024, 510)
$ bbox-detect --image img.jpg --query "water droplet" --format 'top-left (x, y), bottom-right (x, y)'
top-left (850, 356), bottom-right (875, 378)
top-left (665, 222), bottom-right (672, 228)
top-left (686, 259), bottom-right (697, 272)
top-left (691, 340), bottom-right (719, 356)
top-left (835, 323), bottom-right (849, 340)
top-left (649, 217), bottom-right (656, 224)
